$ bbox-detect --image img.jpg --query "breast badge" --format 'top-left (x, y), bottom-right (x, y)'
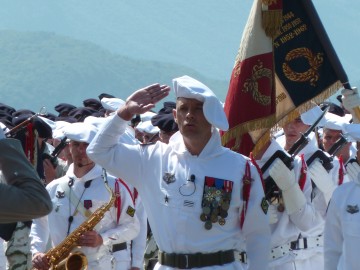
top-left (346, 204), bottom-right (359, 214)
top-left (163, 172), bottom-right (176, 184)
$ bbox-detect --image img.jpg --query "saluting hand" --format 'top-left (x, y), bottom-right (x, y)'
top-left (118, 84), bottom-right (170, 120)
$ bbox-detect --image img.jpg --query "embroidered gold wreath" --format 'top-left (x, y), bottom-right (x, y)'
top-left (282, 47), bottom-right (324, 87)
top-left (242, 60), bottom-right (272, 106)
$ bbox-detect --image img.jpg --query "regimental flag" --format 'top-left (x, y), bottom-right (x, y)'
top-left (221, 0), bottom-right (346, 156)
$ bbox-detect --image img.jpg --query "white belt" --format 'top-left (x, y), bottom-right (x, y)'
top-left (290, 235), bottom-right (324, 250)
top-left (237, 235), bottom-right (324, 263)
top-left (270, 235), bottom-right (324, 261)
top-left (269, 242), bottom-right (292, 260)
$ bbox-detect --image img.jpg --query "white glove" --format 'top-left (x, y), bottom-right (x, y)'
top-left (346, 161), bottom-right (360, 184)
top-left (342, 87), bottom-right (360, 123)
top-left (268, 204), bottom-right (279, 224)
top-left (308, 160), bottom-right (336, 205)
top-left (269, 158), bottom-right (306, 214)
top-left (0, 127), bottom-right (5, 140)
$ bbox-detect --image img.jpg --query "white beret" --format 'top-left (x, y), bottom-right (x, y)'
top-left (140, 111), bottom-right (157, 122)
top-left (136, 120), bottom-right (160, 134)
top-left (323, 112), bottom-right (349, 132)
top-left (63, 122), bottom-right (98, 144)
top-left (101, 97), bottom-right (125, 111)
top-left (300, 105), bottom-right (327, 127)
top-left (172, 75), bottom-right (229, 131)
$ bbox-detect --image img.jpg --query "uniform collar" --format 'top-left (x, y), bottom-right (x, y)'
top-left (169, 128), bottom-right (225, 158)
top-left (66, 163), bottom-right (103, 183)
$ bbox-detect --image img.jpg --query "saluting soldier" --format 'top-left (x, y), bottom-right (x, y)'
top-left (87, 75), bottom-right (271, 270)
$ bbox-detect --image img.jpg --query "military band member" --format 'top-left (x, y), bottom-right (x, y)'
top-left (30, 122), bottom-right (139, 270)
top-left (87, 75), bottom-right (271, 270)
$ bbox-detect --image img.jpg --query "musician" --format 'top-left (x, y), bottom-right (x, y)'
top-left (30, 122), bottom-right (140, 270)
top-left (87, 75), bottom-right (271, 270)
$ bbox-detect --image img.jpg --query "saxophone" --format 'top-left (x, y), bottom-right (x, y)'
top-left (32, 169), bottom-right (116, 270)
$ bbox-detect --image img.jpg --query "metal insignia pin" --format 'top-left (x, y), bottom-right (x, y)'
top-left (346, 204), bottom-right (359, 214)
top-left (56, 191), bottom-right (65, 199)
top-left (163, 172), bottom-right (176, 184)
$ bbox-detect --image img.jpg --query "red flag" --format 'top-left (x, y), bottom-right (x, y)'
top-left (221, 0), bottom-right (276, 156)
top-left (222, 0), bottom-right (343, 156)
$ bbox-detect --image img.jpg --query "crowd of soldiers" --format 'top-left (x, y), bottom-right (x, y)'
top-left (1, 75), bottom-right (360, 270)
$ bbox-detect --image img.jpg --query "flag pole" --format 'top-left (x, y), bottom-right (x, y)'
top-left (301, 0), bottom-right (360, 119)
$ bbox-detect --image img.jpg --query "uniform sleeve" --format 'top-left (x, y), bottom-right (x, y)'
top-left (324, 190), bottom-right (343, 270)
top-left (30, 215), bottom-right (50, 255)
top-left (87, 114), bottom-right (144, 188)
top-left (131, 197), bottom-right (147, 268)
top-left (0, 139), bottom-right (52, 223)
top-left (288, 164), bottom-right (323, 232)
top-left (242, 164), bottom-right (271, 270)
top-left (100, 182), bottom-right (140, 246)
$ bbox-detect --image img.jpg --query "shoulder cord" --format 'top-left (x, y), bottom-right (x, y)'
top-left (338, 155), bottom-right (344, 185)
top-left (115, 178), bottom-right (135, 224)
top-left (240, 160), bottom-right (251, 229)
top-left (298, 154), bottom-right (307, 191)
top-left (250, 153), bottom-right (265, 192)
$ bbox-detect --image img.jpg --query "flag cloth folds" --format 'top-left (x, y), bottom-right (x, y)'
top-left (221, 0), bottom-right (344, 156)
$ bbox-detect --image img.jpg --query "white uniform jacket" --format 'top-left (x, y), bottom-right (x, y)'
top-left (324, 181), bottom-right (360, 270)
top-left (87, 114), bottom-right (271, 270)
top-left (256, 140), bottom-right (323, 267)
top-left (30, 163), bottom-right (140, 270)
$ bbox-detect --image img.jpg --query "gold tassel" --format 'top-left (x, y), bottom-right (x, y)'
top-left (262, 1), bottom-right (283, 38)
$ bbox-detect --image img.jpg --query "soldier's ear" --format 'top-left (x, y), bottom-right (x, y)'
top-left (173, 109), bottom-right (178, 123)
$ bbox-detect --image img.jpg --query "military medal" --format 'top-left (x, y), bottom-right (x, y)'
top-left (204, 220), bottom-right (212, 230)
top-left (200, 176), bottom-right (233, 230)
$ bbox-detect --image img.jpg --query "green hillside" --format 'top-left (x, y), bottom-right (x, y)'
top-left (0, 30), bottom-right (229, 113)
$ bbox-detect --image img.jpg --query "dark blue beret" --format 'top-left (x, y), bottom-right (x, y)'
top-left (54, 103), bottom-right (76, 114)
top-left (320, 102), bottom-right (345, 117)
top-left (83, 98), bottom-right (103, 110)
top-left (0, 103), bottom-right (16, 114)
top-left (98, 93), bottom-right (115, 100)
top-left (12, 109), bottom-right (35, 118)
top-left (68, 107), bottom-right (98, 122)
top-left (12, 114), bottom-right (52, 138)
top-left (55, 116), bottom-right (78, 123)
top-left (0, 117), bottom-right (13, 129)
top-left (151, 102), bottom-right (178, 132)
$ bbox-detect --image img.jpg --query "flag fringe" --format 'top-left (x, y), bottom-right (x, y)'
top-left (262, 8), bottom-right (282, 38)
top-left (221, 114), bottom-right (276, 146)
top-left (252, 80), bottom-right (342, 156)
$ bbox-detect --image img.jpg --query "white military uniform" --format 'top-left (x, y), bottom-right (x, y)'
top-left (277, 132), bottom-right (344, 269)
top-left (87, 114), bottom-right (271, 270)
top-left (257, 139), bottom-right (323, 270)
top-left (30, 163), bottom-right (140, 270)
top-left (324, 181), bottom-right (360, 270)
